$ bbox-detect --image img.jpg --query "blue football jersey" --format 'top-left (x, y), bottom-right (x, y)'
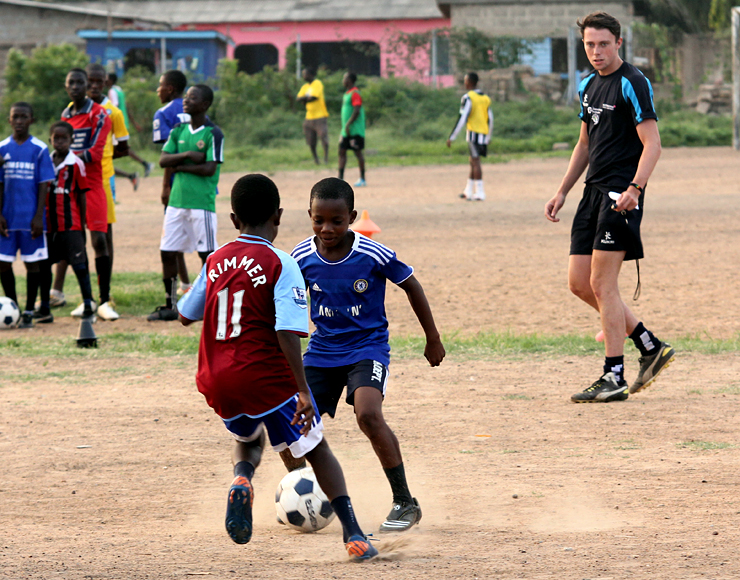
top-left (0, 135), bottom-right (55, 230)
top-left (152, 98), bottom-right (191, 144)
top-left (291, 232), bottom-right (414, 367)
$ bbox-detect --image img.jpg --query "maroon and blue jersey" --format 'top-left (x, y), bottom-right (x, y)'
top-left (178, 234), bottom-right (309, 419)
top-left (291, 232), bottom-right (414, 368)
top-left (578, 61), bottom-right (657, 190)
top-left (0, 135), bottom-right (55, 230)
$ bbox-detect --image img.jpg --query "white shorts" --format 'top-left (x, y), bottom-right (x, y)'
top-left (160, 206), bottom-right (217, 254)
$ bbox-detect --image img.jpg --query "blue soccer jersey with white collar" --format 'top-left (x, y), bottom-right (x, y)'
top-left (291, 232), bottom-right (413, 367)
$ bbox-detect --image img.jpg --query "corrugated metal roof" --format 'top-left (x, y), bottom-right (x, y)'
top-left (65, 0), bottom-right (444, 24)
top-left (0, 0), bottom-right (161, 20)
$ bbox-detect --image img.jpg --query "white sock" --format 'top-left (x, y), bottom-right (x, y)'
top-left (474, 180), bottom-right (485, 198)
top-left (180, 282), bottom-right (191, 291)
top-left (464, 179), bottom-right (474, 195)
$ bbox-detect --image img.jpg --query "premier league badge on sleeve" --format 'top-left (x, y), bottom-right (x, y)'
top-left (292, 287), bottom-right (308, 308)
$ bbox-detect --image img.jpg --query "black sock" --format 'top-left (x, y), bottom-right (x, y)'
top-left (25, 271), bottom-right (40, 312)
top-left (629, 322), bottom-right (660, 356)
top-left (330, 495), bottom-right (364, 543)
top-left (338, 168), bottom-right (344, 180)
top-left (383, 462), bottom-right (413, 505)
top-left (39, 260), bottom-right (52, 309)
top-left (163, 277), bottom-right (176, 309)
top-left (604, 356), bottom-right (625, 384)
top-left (233, 461), bottom-right (255, 480)
top-left (95, 255), bottom-right (111, 304)
top-left (72, 263), bottom-right (94, 302)
top-left (1, 270), bottom-right (17, 305)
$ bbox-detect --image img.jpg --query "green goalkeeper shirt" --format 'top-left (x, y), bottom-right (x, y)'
top-left (163, 120), bottom-right (224, 212)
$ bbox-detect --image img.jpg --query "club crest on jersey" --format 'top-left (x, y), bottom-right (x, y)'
top-left (353, 279), bottom-right (368, 293)
top-left (292, 287), bottom-right (308, 308)
top-left (591, 112), bottom-right (600, 124)
top-left (197, 140), bottom-right (205, 150)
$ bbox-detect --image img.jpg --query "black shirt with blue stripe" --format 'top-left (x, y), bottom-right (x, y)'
top-left (578, 61), bottom-right (657, 191)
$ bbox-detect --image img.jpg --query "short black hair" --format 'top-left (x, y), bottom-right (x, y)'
top-left (346, 72), bottom-right (357, 84)
top-left (10, 101), bottom-right (33, 117)
top-left (304, 66), bottom-right (317, 76)
top-left (163, 69), bottom-right (187, 94)
top-left (50, 120), bottom-right (74, 138)
top-left (67, 67), bottom-right (87, 79)
top-left (231, 174), bottom-right (280, 226)
top-left (466, 72), bottom-right (479, 86)
top-left (310, 178), bottom-right (354, 212)
top-left (108, 72), bottom-right (118, 84)
top-left (192, 84), bottom-right (214, 106)
top-left (86, 63), bottom-right (107, 77)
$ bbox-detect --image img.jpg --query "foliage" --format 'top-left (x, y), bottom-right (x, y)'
top-left (708, 0), bottom-right (732, 32)
top-left (632, 22), bottom-right (681, 83)
top-left (643, 0), bottom-right (713, 33)
top-left (1, 44), bottom-right (88, 124)
top-left (119, 66), bottom-right (161, 150)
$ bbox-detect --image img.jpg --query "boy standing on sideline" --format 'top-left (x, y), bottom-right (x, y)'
top-left (60, 68), bottom-right (115, 320)
top-left (544, 12), bottom-right (675, 402)
top-left (0, 103), bottom-right (55, 328)
top-left (48, 63), bottom-right (125, 321)
top-left (153, 69), bottom-right (191, 296)
top-left (296, 67), bottom-right (329, 165)
top-left (446, 72), bottom-right (493, 201)
top-left (149, 84), bottom-right (223, 321)
top-left (177, 174), bottom-right (377, 561)
top-left (338, 72), bottom-right (366, 187)
top-left (291, 178), bottom-right (445, 533)
top-left (36, 122), bottom-right (96, 322)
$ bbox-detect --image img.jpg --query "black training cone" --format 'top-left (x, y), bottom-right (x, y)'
top-left (76, 316), bottom-right (97, 348)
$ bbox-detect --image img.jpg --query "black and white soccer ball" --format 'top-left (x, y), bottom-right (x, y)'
top-left (275, 466), bottom-right (335, 532)
top-left (0, 296), bottom-right (20, 329)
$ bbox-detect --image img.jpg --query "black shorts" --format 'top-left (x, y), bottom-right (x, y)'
top-left (468, 141), bottom-right (487, 158)
top-left (339, 135), bottom-right (365, 151)
top-left (47, 231), bottom-right (88, 266)
top-left (304, 360), bottom-right (389, 418)
top-left (570, 184), bottom-right (644, 261)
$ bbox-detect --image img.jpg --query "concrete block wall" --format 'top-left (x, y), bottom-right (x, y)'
top-left (451, 2), bottom-right (635, 37)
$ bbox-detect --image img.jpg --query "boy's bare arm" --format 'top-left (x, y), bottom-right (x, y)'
top-left (277, 330), bottom-right (315, 435)
top-left (398, 275), bottom-right (445, 367)
top-left (173, 161), bottom-right (218, 177)
top-left (160, 150), bottom-right (205, 168)
top-left (78, 191), bottom-right (86, 231)
top-left (31, 181), bottom-right (50, 238)
top-left (0, 183), bottom-right (6, 236)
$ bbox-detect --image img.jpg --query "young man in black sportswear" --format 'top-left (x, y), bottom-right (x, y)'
top-left (544, 11), bottom-right (675, 403)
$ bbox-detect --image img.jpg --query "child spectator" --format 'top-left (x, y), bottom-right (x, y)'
top-left (36, 121), bottom-right (95, 322)
top-left (0, 102), bottom-right (55, 328)
top-left (152, 69), bottom-right (191, 297)
top-left (177, 174), bottom-right (377, 561)
top-left (291, 178), bottom-right (445, 533)
top-left (149, 84), bottom-right (222, 321)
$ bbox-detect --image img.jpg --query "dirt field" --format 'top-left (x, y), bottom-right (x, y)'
top-left (2, 148), bottom-right (740, 579)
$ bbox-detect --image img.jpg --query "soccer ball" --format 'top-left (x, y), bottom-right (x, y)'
top-left (0, 297), bottom-right (20, 329)
top-left (275, 466), bottom-right (335, 532)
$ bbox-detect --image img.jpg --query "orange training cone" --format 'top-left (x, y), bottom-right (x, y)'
top-left (352, 210), bottom-right (381, 238)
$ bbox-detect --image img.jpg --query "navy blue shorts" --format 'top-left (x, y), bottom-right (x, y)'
top-left (305, 360), bottom-right (390, 418)
top-left (222, 392), bottom-right (324, 459)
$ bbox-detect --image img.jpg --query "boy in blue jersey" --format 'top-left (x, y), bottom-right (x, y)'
top-left (177, 174), bottom-right (377, 561)
top-left (153, 70), bottom-right (191, 295)
top-left (291, 177), bottom-right (445, 533)
top-left (0, 103), bottom-right (56, 328)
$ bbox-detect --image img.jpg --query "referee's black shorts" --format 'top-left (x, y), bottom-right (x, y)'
top-left (570, 184), bottom-right (644, 262)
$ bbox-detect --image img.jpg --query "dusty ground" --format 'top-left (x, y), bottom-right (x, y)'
top-left (2, 148), bottom-right (740, 579)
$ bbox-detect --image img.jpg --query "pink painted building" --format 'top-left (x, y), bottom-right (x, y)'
top-left (74, 0), bottom-right (452, 84)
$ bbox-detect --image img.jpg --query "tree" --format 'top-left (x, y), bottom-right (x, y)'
top-left (2, 44), bottom-right (89, 123)
top-left (708, 0), bottom-right (731, 32)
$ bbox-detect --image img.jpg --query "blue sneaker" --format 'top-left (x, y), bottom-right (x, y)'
top-left (346, 535), bottom-right (378, 562)
top-left (354, 178), bottom-right (367, 187)
top-left (225, 476), bottom-right (253, 544)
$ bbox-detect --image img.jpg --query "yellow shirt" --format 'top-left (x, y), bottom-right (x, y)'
top-left (466, 90), bottom-right (491, 135)
top-left (297, 79), bottom-right (329, 120)
top-left (100, 98), bottom-right (129, 179)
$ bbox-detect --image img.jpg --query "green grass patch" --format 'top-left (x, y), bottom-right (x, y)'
top-left (677, 440), bottom-right (734, 451)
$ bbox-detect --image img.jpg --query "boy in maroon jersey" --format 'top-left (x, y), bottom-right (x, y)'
top-left (177, 174), bottom-right (377, 561)
top-left (37, 122), bottom-right (95, 321)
